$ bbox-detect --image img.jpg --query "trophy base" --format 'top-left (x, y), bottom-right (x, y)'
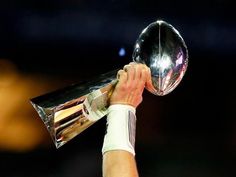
top-left (30, 70), bottom-right (117, 148)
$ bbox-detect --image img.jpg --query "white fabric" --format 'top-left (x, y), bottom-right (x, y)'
top-left (102, 104), bottom-right (136, 156)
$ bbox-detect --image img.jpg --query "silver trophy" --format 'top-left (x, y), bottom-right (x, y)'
top-left (30, 20), bottom-right (188, 148)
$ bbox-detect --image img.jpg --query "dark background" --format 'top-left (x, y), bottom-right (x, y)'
top-left (0, 0), bottom-right (236, 177)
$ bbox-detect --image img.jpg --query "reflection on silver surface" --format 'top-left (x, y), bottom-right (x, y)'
top-left (30, 20), bottom-right (188, 148)
top-left (31, 71), bottom-right (117, 148)
top-left (133, 20), bottom-right (188, 95)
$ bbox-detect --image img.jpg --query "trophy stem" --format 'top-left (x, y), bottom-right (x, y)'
top-left (30, 70), bottom-right (118, 148)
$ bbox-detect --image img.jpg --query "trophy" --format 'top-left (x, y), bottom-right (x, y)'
top-left (30, 20), bottom-right (188, 148)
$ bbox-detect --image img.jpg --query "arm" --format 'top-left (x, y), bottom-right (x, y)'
top-left (103, 150), bottom-right (139, 177)
top-left (102, 63), bottom-right (150, 177)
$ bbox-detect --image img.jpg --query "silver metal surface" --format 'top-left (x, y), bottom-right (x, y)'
top-left (30, 20), bottom-right (188, 148)
top-left (133, 20), bottom-right (188, 95)
top-left (31, 70), bottom-right (117, 148)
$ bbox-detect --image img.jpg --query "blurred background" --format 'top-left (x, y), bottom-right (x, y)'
top-left (0, 0), bottom-right (236, 177)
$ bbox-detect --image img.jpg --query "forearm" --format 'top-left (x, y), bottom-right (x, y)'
top-left (103, 150), bottom-right (139, 177)
top-left (102, 63), bottom-right (148, 177)
top-left (102, 105), bottom-right (138, 177)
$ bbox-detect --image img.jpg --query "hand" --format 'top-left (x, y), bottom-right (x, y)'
top-left (110, 62), bottom-right (150, 108)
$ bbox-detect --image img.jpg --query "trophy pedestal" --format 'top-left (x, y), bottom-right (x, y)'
top-left (31, 70), bottom-right (117, 148)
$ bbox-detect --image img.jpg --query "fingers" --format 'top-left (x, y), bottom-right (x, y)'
top-left (122, 62), bottom-right (149, 93)
top-left (110, 62), bottom-right (150, 108)
top-left (145, 67), bottom-right (154, 91)
top-left (117, 69), bottom-right (127, 81)
top-left (135, 64), bottom-right (149, 97)
top-left (136, 67), bottom-right (146, 93)
top-left (116, 69), bottom-right (127, 89)
top-left (124, 64), bottom-right (136, 88)
top-left (123, 62), bottom-right (148, 83)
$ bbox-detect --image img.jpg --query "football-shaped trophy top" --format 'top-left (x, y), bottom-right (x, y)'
top-left (133, 20), bottom-right (188, 96)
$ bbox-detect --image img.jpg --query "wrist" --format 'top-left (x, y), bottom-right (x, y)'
top-left (108, 104), bottom-right (136, 114)
top-left (102, 104), bottom-right (137, 156)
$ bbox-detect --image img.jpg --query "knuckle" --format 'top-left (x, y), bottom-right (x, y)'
top-left (123, 64), bottom-right (130, 71)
